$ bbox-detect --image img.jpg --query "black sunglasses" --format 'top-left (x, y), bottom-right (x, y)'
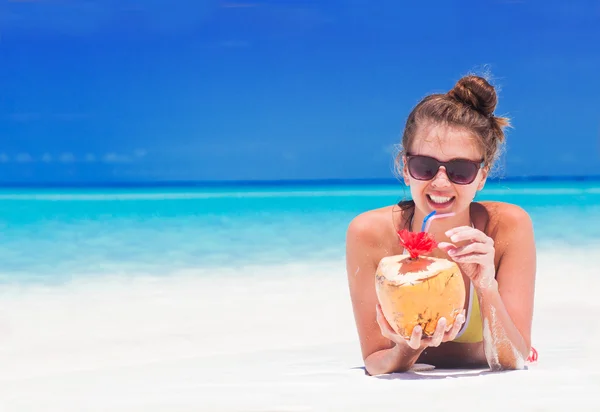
top-left (405, 153), bottom-right (484, 185)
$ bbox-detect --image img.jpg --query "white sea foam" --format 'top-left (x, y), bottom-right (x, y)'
top-left (0, 183), bottom-right (598, 201)
top-left (0, 248), bottom-right (598, 411)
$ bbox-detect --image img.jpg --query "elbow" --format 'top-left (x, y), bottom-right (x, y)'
top-left (489, 362), bottom-right (523, 372)
top-left (364, 361), bottom-right (410, 376)
top-left (488, 348), bottom-right (529, 372)
top-left (363, 358), bottom-right (387, 376)
top-left (363, 344), bottom-right (416, 376)
top-left (490, 362), bottom-right (526, 372)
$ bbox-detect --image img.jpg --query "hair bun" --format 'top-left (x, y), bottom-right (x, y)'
top-left (447, 75), bottom-right (497, 117)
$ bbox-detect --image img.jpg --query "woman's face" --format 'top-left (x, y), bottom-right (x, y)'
top-left (402, 123), bottom-right (488, 216)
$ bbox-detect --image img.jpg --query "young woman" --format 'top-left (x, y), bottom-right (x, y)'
top-left (346, 75), bottom-right (537, 375)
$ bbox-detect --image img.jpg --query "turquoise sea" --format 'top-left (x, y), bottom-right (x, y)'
top-left (1, 180), bottom-right (598, 284)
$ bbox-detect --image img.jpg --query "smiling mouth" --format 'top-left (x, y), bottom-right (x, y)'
top-left (427, 194), bottom-right (455, 207)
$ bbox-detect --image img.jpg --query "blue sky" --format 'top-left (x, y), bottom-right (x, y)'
top-left (0, 0), bottom-right (599, 183)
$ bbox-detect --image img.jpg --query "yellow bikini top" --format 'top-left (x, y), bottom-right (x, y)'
top-left (450, 221), bottom-right (483, 344)
top-left (452, 281), bottom-right (483, 343)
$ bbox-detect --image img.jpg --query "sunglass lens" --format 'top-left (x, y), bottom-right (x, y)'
top-left (409, 156), bottom-right (438, 180)
top-left (447, 161), bottom-right (478, 184)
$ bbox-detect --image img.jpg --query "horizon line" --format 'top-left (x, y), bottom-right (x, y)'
top-left (0, 175), bottom-right (599, 189)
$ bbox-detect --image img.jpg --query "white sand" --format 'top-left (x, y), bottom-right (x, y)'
top-left (0, 248), bottom-right (598, 411)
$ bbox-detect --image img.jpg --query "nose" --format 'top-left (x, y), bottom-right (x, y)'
top-left (430, 166), bottom-right (451, 187)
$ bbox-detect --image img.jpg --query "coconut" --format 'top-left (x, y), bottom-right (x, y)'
top-left (375, 229), bottom-right (466, 339)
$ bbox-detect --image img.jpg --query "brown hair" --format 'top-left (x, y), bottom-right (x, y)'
top-left (393, 74), bottom-right (512, 227)
top-left (395, 74), bottom-right (511, 174)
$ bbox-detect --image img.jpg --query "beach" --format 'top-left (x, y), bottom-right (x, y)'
top-left (0, 246), bottom-right (598, 411)
top-left (3, 0), bottom-right (599, 407)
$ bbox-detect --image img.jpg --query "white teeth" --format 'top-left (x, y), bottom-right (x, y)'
top-left (429, 195), bottom-right (453, 204)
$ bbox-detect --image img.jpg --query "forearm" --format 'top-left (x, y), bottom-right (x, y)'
top-left (364, 343), bottom-right (423, 375)
top-left (477, 280), bottom-right (530, 371)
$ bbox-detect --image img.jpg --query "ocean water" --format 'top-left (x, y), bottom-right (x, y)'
top-left (0, 180), bottom-right (598, 284)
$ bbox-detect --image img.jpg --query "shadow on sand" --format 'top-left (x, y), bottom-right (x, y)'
top-left (351, 365), bottom-right (526, 380)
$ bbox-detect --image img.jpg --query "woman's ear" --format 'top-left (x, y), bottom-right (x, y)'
top-left (477, 166), bottom-right (489, 191)
top-left (402, 156), bottom-right (410, 186)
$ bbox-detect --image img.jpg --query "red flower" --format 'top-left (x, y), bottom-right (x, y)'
top-left (397, 229), bottom-right (437, 259)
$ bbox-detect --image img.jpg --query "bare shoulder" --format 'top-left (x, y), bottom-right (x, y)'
top-left (480, 201), bottom-right (532, 227)
top-left (474, 202), bottom-right (536, 349)
top-left (346, 206), bottom-right (395, 246)
top-left (346, 205), bottom-right (403, 360)
top-left (345, 205), bottom-right (402, 282)
top-left (474, 201), bottom-right (535, 261)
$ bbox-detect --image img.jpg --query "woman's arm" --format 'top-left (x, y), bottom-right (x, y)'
top-left (441, 204), bottom-right (537, 371)
top-left (346, 213), bottom-right (412, 375)
top-left (363, 340), bottom-right (424, 375)
top-left (477, 206), bottom-right (537, 370)
top-left (346, 212), bottom-right (466, 375)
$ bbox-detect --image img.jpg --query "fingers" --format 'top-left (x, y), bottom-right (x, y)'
top-left (421, 313), bottom-right (465, 347)
top-left (445, 226), bottom-right (493, 245)
top-left (445, 311), bottom-right (466, 341)
top-left (376, 306), bottom-right (467, 351)
top-left (447, 242), bottom-right (492, 258)
top-left (437, 241), bottom-right (460, 257)
top-left (436, 241), bottom-right (455, 252)
top-left (406, 324), bottom-right (423, 350)
top-left (450, 253), bottom-right (491, 264)
top-left (438, 241), bottom-right (493, 266)
top-left (429, 317), bottom-right (447, 347)
top-left (438, 227), bottom-right (495, 267)
top-left (375, 304), bottom-right (396, 338)
top-left (377, 304), bottom-right (423, 350)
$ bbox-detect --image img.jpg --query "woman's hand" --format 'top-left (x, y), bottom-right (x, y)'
top-left (437, 226), bottom-right (497, 291)
top-left (376, 303), bottom-right (465, 351)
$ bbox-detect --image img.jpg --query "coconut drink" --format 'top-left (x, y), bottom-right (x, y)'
top-left (375, 225), bottom-right (466, 339)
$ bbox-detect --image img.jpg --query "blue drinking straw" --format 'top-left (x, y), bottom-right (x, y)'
top-left (421, 211), bottom-right (437, 232)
